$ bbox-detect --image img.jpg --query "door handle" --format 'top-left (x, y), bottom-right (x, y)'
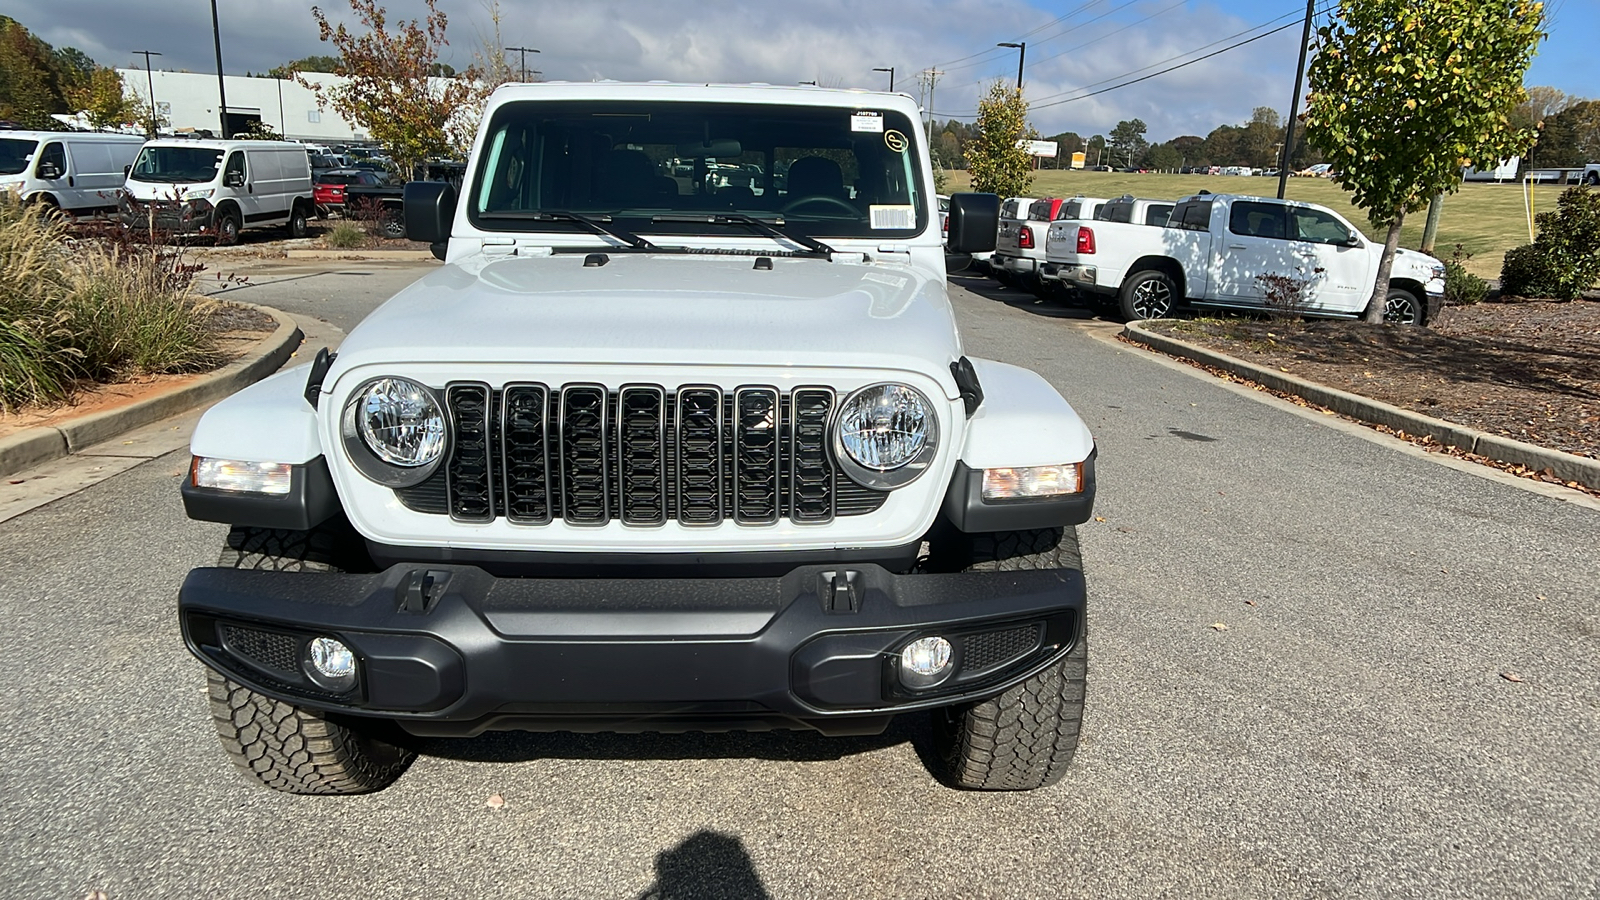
top-left (68, 176), bottom-right (75, 187)
top-left (1228, 243), bottom-right (1246, 250)
top-left (247, 184), bottom-right (253, 193)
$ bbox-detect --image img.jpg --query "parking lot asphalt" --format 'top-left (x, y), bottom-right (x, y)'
top-left (1, 263), bottom-right (1596, 899)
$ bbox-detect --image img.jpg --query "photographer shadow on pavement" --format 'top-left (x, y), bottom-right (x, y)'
top-left (637, 831), bottom-right (773, 900)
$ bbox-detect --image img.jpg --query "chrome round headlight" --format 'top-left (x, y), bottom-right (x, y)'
top-left (341, 377), bottom-right (448, 487)
top-left (834, 383), bottom-right (939, 489)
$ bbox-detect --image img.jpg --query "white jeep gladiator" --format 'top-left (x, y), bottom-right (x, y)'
top-left (178, 83), bottom-right (1097, 795)
top-left (1048, 192), bottom-right (1445, 323)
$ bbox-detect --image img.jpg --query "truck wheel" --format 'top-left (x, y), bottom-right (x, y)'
top-left (928, 526), bottom-right (1082, 572)
top-left (215, 208), bottom-right (240, 246)
top-left (287, 203), bottom-right (309, 239)
top-left (932, 627), bottom-right (1087, 791)
top-left (1382, 287), bottom-right (1423, 325)
top-left (1586, 171), bottom-right (1599, 187)
top-left (218, 522), bottom-right (366, 572)
top-left (207, 671), bottom-right (414, 795)
top-left (379, 210), bottom-right (406, 240)
top-left (1119, 269), bottom-right (1177, 320)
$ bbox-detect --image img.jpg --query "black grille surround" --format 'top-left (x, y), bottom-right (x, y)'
top-left (396, 383), bottom-right (890, 526)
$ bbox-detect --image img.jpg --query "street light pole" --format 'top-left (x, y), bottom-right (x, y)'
top-left (209, 0), bottom-right (229, 137)
top-left (133, 50), bottom-right (161, 136)
top-left (507, 46), bottom-right (539, 82)
top-left (1277, 0), bottom-right (1316, 200)
top-left (997, 42), bottom-right (1026, 91)
top-left (873, 67), bottom-right (895, 92)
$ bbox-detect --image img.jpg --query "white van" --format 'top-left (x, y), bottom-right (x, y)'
top-left (0, 131), bottom-right (146, 216)
top-left (121, 140), bottom-right (314, 243)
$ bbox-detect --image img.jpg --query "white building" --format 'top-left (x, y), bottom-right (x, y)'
top-left (116, 68), bottom-right (369, 142)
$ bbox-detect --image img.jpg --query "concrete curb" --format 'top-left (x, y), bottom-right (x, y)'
top-left (0, 305), bottom-right (302, 479)
top-left (1121, 320), bottom-right (1600, 491)
top-left (284, 248), bottom-right (436, 260)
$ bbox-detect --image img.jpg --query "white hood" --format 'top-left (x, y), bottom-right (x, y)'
top-left (330, 253), bottom-right (964, 392)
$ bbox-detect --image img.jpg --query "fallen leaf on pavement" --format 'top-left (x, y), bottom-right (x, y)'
top-left (82, 892), bottom-right (109, 900)
top-left (485, 793), bottom-right (506, 809)
top-left (1094, 516), bottom-right (1106, 522)
top-left (1244, 600), bottom-right (1257, 607)
top-left (1209, 622), bottom-right (1229, 632)
top-left (7, 479), bottom-right (22, 485)
top-left (1500, 672), bottom-right (1523, 683)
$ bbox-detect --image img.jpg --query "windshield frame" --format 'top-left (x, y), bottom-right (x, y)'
top-left (0, 136), bottom-right (39, 177)
top-left (129, 145), bottom-right (225, 185)
top-left (465, 99), bottom-right (930, 242)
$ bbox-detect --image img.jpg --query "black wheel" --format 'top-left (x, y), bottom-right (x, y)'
top-left (379, 210), bottom-right (406, 239)
top-left (207, 672), bottom-right (414, 795)
top-left (205, 522), bottom-right (407, 794)
top-left (287, 203), bottom-right (309, 238)
top-left (215, 208), bottom-right (240, 245)
top-left (1119, 269), bottom-right (1177, 320)
top-left (1586, 171), bottom-right (1599, 187)
top-left (927, 525), bottom-right (1082, 573)
top-left (1382, 286), bottom-right (1423, 325)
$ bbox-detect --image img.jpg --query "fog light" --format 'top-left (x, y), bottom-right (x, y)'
top-left (304, 636), bottom-right (357, 692)
top-left (900, 636), bottom-right (954, 689)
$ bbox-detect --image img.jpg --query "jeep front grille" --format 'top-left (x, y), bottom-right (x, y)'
top-left (396, 383), bottom-right (889, 526)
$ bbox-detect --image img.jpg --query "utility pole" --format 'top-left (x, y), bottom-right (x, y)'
top-left (1277, 0), bottom-right (1316, 200)
top-left (507, 46), bottom-right (539, 82)
top-left (210, 0), bottom-right (229, 138)
top-left (997, 42), bottom-right (1026, 91)
top-left (873, 67), bottom-right (895, 92)
top-left (922, 68), bottom-right (943, 149)
top-left (133, 50), bottom-right (161, 136)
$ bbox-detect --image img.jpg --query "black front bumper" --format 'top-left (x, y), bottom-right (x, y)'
top-left (179, 562), bottom-right (1084, 737)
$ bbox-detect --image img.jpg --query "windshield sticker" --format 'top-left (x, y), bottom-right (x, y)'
top-left (869, 205), bottom-right (915, 229)
top-left (883, 130), bottom-right (908, 153)
top-left (850, 111), bottom-right (885, 133)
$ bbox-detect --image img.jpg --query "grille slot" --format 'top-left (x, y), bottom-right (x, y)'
top-left (220, 624), bottom-right (300, 675)
top-left (446, 383), bottom-right (494, 522)
top-left (501, 385), bottom-right (551, 524)
top-left (411, 384), bottom-right (894, 525)
top-left (960, 625), bottom-right (1042, 677)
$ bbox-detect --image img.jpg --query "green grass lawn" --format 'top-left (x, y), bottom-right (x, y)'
top-left (941, 170), bottom-right (1572, 278)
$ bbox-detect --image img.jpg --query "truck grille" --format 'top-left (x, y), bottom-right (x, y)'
top-left (395, 383), bottom-right (889, 526)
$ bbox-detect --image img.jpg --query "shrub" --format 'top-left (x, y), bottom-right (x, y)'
top-left (325, 221), bottom-right (366, 249)
top-left (1442, 244), bottom-right (1487, 305)
top-left (1498, 186), bottom-right (1600, 300)
top-left (0, 196), bottom-right (219, 412)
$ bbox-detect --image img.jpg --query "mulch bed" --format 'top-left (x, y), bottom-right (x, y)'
top-left (1144, 299), bottom-right (1600, 461)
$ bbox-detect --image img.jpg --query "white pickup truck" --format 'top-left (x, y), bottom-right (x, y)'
top-left (1047, 192), bottom-right (1445, 324)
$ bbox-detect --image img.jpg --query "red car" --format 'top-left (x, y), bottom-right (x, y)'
top-left (313, 168), bottom-right (387, 217)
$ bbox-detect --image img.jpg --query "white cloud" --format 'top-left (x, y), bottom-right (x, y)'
top-left (0, 0), bottom-right (1308, 140)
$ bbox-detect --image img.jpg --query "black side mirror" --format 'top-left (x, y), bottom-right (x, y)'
top-left (945, 192), bottom-right (1000, 254)
top-left (224, 171), bottom-right (245, 188)
top-left (404, 180), bottom-right (457, 245)
top-left (38, 162), bottom-right (61, 180)
top-left (122, 165), bottom-right (131, 177)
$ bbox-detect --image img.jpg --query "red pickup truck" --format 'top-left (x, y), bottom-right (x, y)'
top-left (312, 168), bottom-right (388, 217)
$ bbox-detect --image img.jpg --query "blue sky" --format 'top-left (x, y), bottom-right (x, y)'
top-left (4, 0), bottom-right (1593, 141)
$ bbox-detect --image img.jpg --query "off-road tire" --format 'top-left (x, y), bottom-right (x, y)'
top-left (207, 671), bottom-right (414, 795)
top-left (927, 526), bottom-right (1082, 573)
top-left (1383, 286), bottom-right (1423, 325)
top-left (287, 202), bottom-right (309, 238)
top-left (1119, 269), bottom-right (1177, 321)
top-left (1586, 171), bottom-right (1599, 187)
top-left (932, 629), bottom-right (1087, 790)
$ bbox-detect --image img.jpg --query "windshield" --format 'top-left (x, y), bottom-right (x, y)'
top-left (469, 100), bottom-right (928, 240)
top-left (130, 146), bottom-right (224, 184)
top-left (0, 137), bottom-right (38, 176)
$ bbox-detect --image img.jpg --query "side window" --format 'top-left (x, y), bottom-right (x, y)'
top-left (1093, 203), bottom-right (1112, 221)
top-left (1171, 200), bottom-right (1212, 231)
top-left (1229, 201), bottom-right (1288, 240)
top-left (223, 151), bottom-right (246, 184)
top-left (1291, 207), bottom-right (1352, 244)
top-left (1106, 203), bottom-right (1132, 223)
top-left (36, 142), bottom-right (66, 177)
top-left (1145, 204), bottom-right (1174, 226)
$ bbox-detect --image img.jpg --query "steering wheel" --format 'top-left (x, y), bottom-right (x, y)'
top-left (780, 195), bottom-right (858, 216)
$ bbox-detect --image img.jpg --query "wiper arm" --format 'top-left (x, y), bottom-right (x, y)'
top-left (478, 210), bottom-right (658, 250)
top-left (652, 213), bottom-right (837, 257)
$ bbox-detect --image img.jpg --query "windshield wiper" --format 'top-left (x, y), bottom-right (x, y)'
top-left (651, 213), bottom-right (837, 257)
top-left (477, 210), bottom-right (658, 250)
